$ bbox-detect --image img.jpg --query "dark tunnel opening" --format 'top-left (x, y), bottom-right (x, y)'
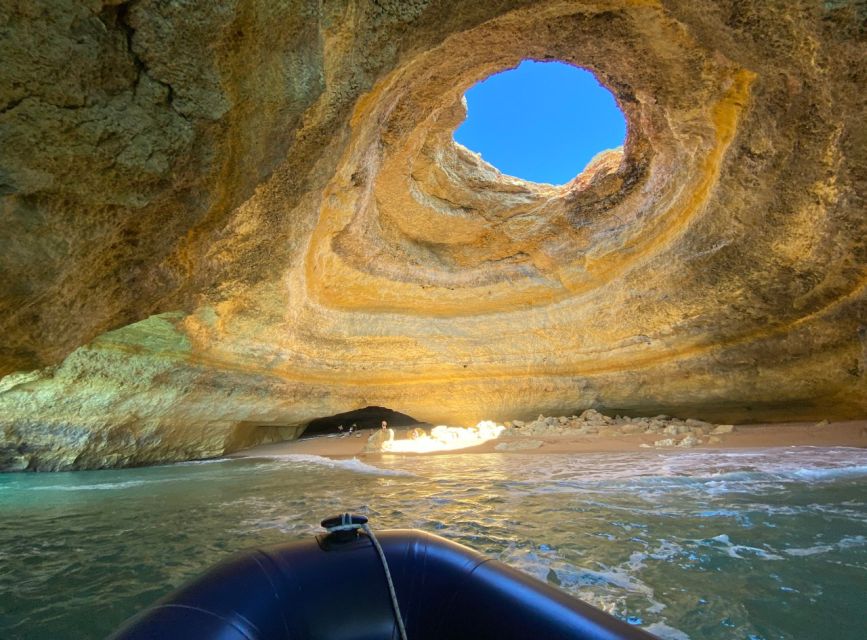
top-left (301, 406), bottom-right (425, 438)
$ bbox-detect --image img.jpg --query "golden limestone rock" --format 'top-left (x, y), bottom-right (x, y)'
top-left (0, 1), bottom-right (865, 469)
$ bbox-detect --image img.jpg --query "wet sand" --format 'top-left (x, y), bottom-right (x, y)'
top-left (232, 420), bottom-right (867, 460)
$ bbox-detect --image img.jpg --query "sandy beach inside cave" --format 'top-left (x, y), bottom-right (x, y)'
top-left (232, 420), bottom-right (867, 460)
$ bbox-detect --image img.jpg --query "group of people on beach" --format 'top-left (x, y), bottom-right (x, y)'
top-left (337, 420), bottom-right (393, 438)
top-left (337, 423), bottom-right (357, 437)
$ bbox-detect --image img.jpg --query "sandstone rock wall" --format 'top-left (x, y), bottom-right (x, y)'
top-left (1, 1), bottom-right (865, 469)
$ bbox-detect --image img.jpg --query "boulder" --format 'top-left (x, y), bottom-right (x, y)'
top-left (678, 434), bottom-right (701, 448)
top-left (578, 409), bottom-right (605, 423)
top-left (653, 438), bottom-right (678, 447)
top-left (664, 424), bottom-right (691, 436)
top-left (711, 424), bottom-right (735, 435)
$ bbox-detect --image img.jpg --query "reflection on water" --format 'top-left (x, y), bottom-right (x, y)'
top-left (1, 447), bottom-right (865, 639)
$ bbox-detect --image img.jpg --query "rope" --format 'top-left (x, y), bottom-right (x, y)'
top-left (361, 523), bottom-right (409, 640)
top-left (325, 515), bottom-right (408, 640)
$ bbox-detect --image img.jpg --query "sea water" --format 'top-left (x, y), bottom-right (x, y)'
top-left (1, 446), bottom-right (865, 639)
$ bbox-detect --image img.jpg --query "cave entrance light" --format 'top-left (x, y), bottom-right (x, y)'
top-left (302, 406), bottom-right (420, 437)
top-left (453, 60), bottom-right (626, 185)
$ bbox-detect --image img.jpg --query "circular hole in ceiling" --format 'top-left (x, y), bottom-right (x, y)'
top-left (453, 60), bottom-right (627, 185)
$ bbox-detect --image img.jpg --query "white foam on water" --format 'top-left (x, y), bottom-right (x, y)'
top-left (501, 545), bottom-right (669, 619)
top-left (806, 503), bottom-right (867, 524)
top-left (646, 539), bottom-right (687, 564)
top-left (704, 534), bottom-right (784, 560)
top-left (838, 535), bottom-right (866, 548)
top-left (791, 465), bottom-right (867, 480)
top-left (504, 547), bottom-right (653, 594)
top-left (29, 479), bottom-right (171, 491)
top-left (488, 447), bottom-right (867, 501)
top-left (784, 535), bottom-right (866, 557)
top-left (643, 621), bottom-right (691, 640)
top-left (783, 544), bottom-right (835, 557)
top-left (234, 506), bottom-right (324, 537)
top-left (170, 458), bottom-right (232, 466)
top-left (251, 453), bottom-right (416, 477)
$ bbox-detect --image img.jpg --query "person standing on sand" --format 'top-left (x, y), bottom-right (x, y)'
top-left (381, 420), bottom-right (394, 442)
top-left (364, 420), bottom-right (395, 452)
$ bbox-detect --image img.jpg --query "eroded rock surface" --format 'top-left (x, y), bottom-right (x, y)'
top-left (501, 409), bottom-right (727, 448)
top-left (1, 1), bottom-right (865, 469)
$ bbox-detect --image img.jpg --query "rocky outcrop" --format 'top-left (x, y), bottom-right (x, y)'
top-left (1, 1), bottom-right (865, 469)
top-left (502, 409), bottom-right (727, 447)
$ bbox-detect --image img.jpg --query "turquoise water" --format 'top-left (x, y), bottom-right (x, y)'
top-left (1, 447), bottom-right (865, 639)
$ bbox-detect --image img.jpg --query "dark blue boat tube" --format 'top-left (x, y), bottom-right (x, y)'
top-left (109, 529), bottom-right (657, 639)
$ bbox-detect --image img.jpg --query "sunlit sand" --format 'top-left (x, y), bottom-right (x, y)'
top-left (381, 421), bottom-right (506, 453)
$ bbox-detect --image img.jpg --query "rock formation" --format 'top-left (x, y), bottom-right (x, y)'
top-left (1, 1), bottom-right (865, 470)
top-left (502, 410), bottom-right (725, 448)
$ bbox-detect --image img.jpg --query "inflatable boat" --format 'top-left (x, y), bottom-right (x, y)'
top-left (110, 514), bottom-right (656, 639)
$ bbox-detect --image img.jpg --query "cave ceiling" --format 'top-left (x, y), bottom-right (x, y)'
top-left (0, 0), bottom-right (865, 469)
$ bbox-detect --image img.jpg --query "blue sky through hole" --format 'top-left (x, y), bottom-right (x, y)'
top-left (453, 60), bottom-right (626, 185)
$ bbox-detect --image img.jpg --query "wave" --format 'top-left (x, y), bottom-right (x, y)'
top-left (29, 479), bottom-right (171, 492)
top-left (783, 535), bottom-right (866, 557)
top-left (495, 447), bottom-right (867, 494)
top-left (701, 534), bottom-right (784, 560)
top-left (791, 465), bottom-right (867, 480)
top-left (500, 544), bottom-right (667, 619)
top-left (689, 533), bottom-right (867, 562)
top-left (249, 454), bottom-right (416, 477)
top-left (169, 458), bottom-right (232, 467)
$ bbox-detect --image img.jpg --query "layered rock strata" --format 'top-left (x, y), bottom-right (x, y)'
top-left (1, 1), bottom-right (865, 470)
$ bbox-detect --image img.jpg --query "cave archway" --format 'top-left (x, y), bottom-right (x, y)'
top-left (302, 406), bottom-right (424, 438)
